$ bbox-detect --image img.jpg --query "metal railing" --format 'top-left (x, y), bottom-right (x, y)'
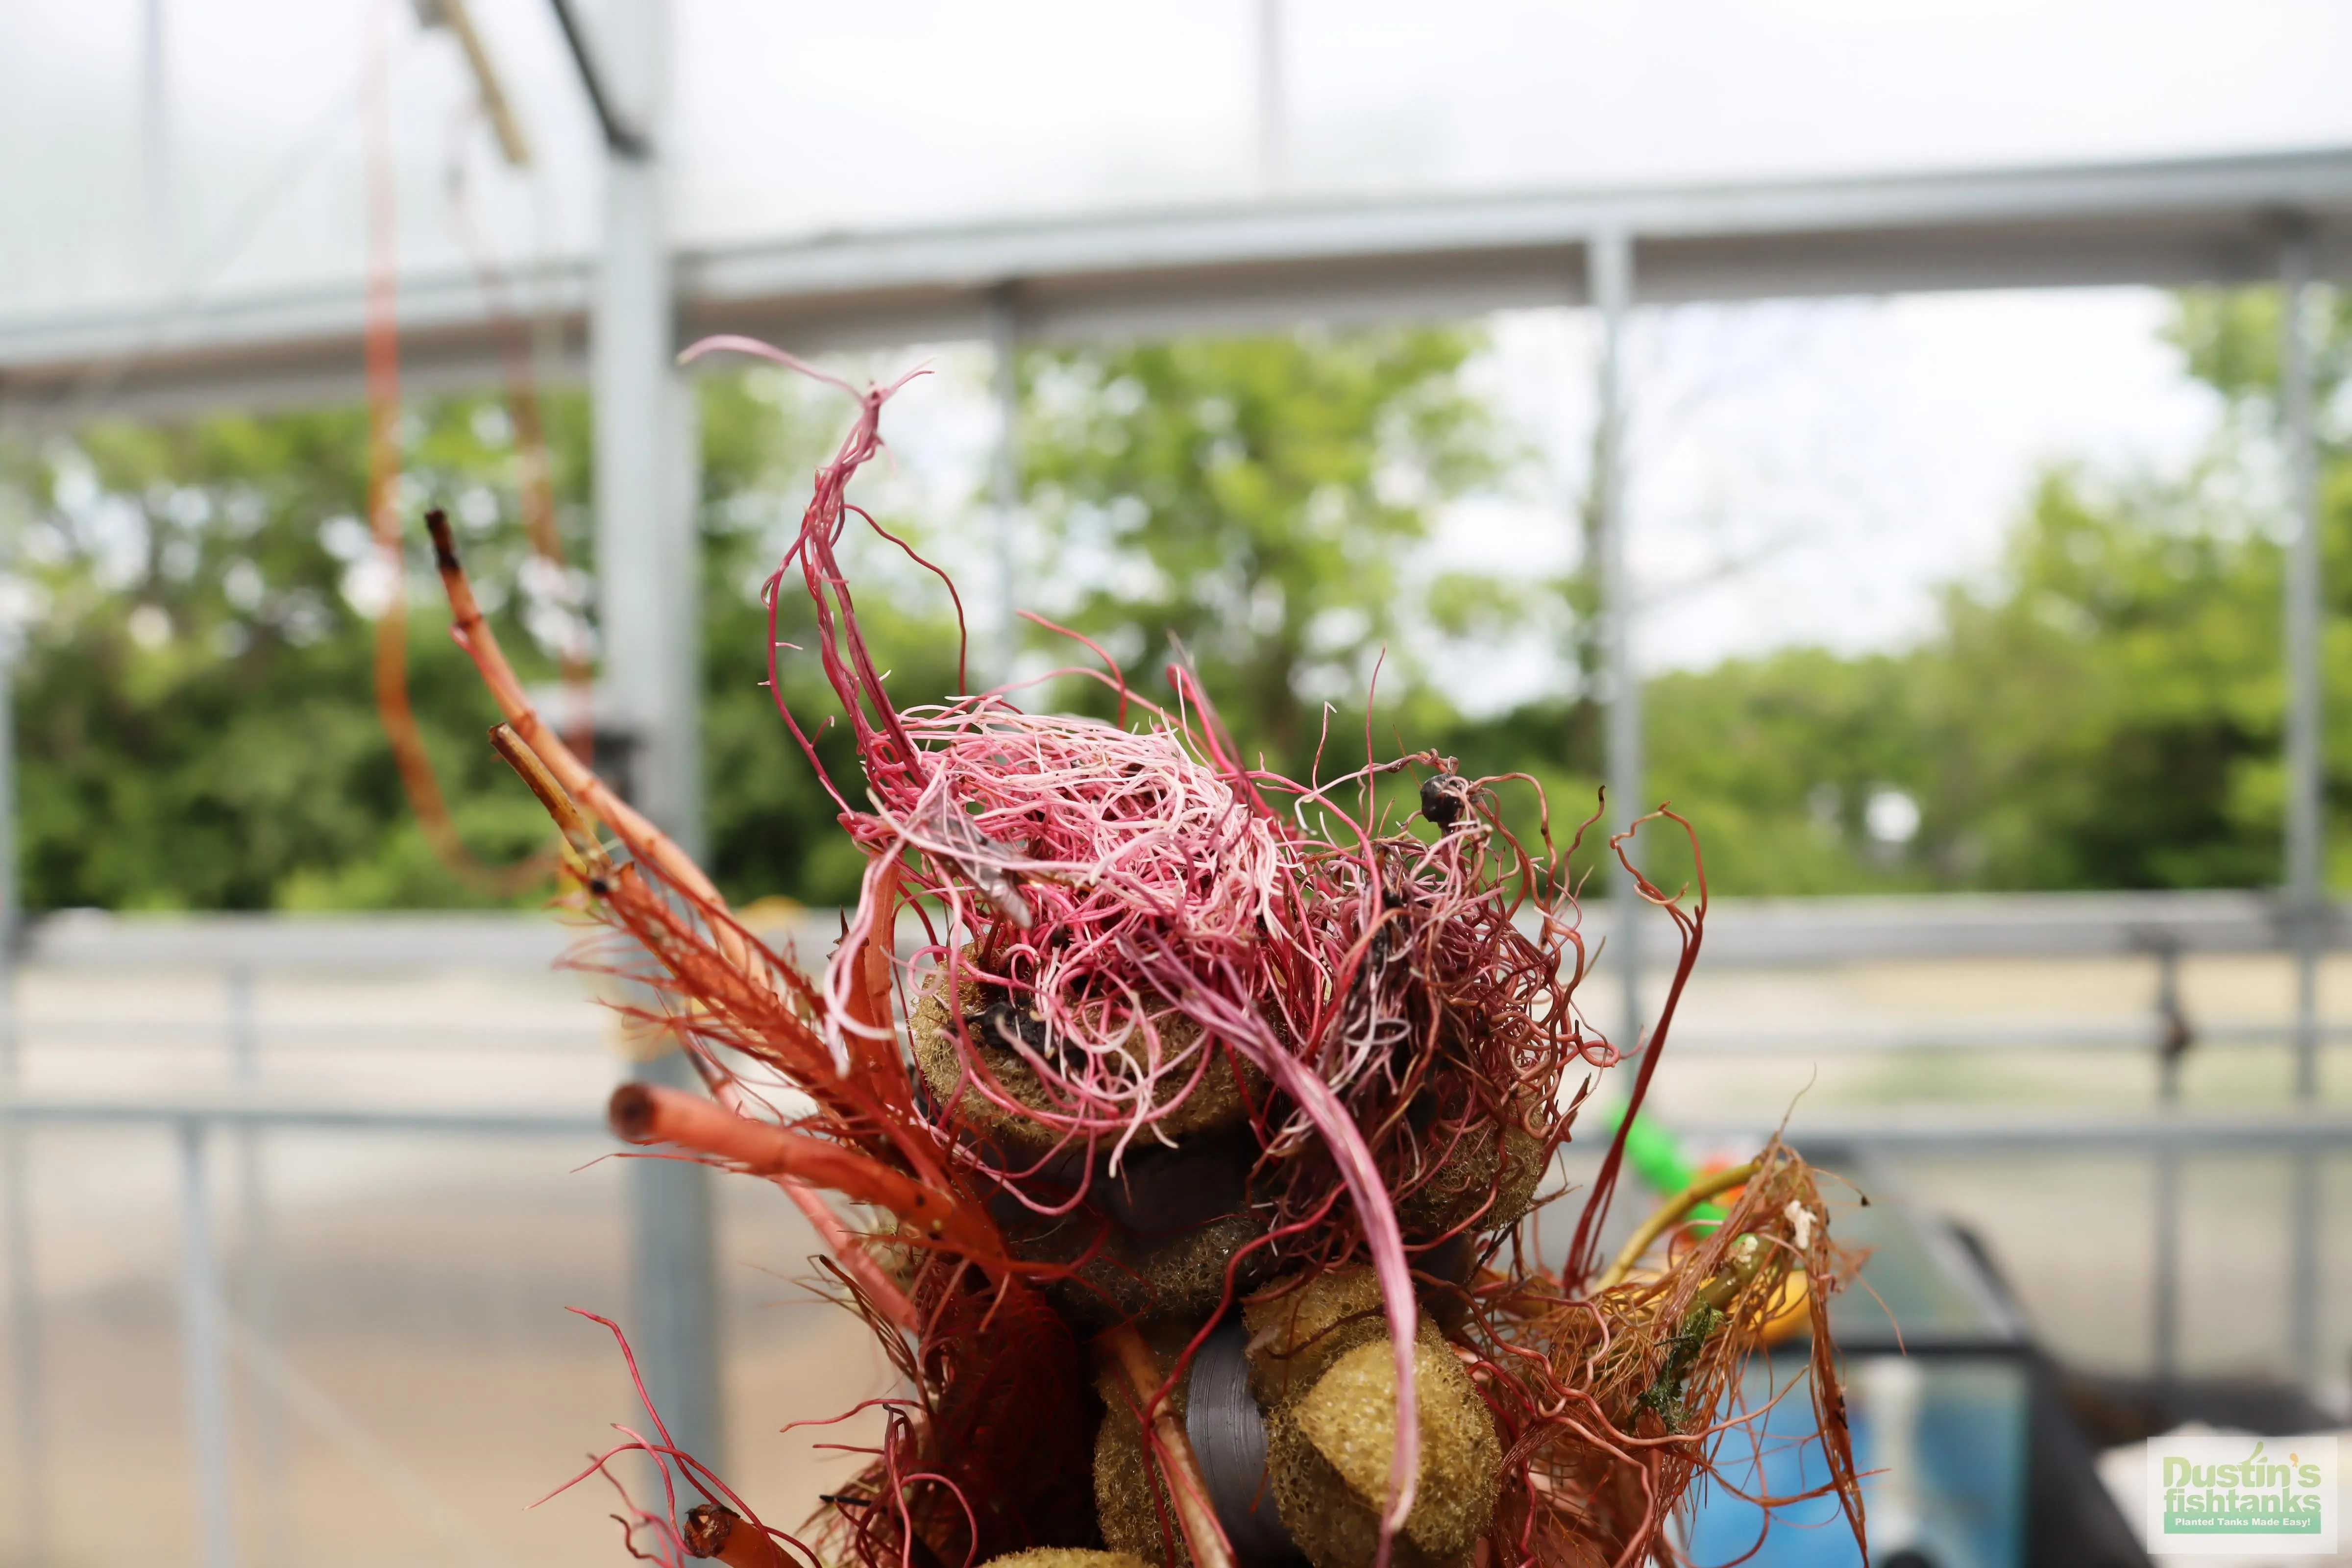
top-left (0, 912), bottom-right (646, 1568)
top-left (7, 1106), bottom-right (608, 1568)
top-left (0, 894), bottom-right (2345, 1567)
top-left (1595, 887), bottom-right (2349, 1398)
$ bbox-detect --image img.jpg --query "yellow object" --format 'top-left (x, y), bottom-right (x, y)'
top-left (1760, 1270), bottom-right (1811, 1345)
top-left (1272, 1336), bottom-right (1500, 1568)
top-left (1240, 1269), bottom-right (1501, 1568)
top-left (1612, 1263), bottom-right (1811, 1346)
top-left (1091, 1331), bottom-right (1201, 1568)
top-left (731, 894), bottom-right (804, 938)
top-left (1242, 1267), bottom-right (1399, 1410)
top-left (1595, 1158), bottom-right (1763, 1292)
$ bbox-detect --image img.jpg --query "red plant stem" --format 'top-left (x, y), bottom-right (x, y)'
top-left (775, 1176), bottom-right (919, 1333)
top-left (1101, 1323), bottom-right (1236, 1568)
top-left (610, 1083), bottom-right (990, 1254)
top-left (423, 511), bottom-right (735, 924)
top-left (686, 1502), bottom-right (790, 1568)
top-left (1563, 808), bottom-right (1708, 1293)
top-left (703, 1077), bottom-right (920, 1332)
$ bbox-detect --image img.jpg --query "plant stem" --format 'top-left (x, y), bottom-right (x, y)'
top-left (1100, 1323), bottom-right (1237, 1568)
top-left (1594, 1157), bottom-right (1762, 1293)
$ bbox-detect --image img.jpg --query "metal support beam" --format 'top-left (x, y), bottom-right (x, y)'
top-left (1670, 1109), bottom-right (2352, 1151)
top-left (177, 1121), bottom-right (235, 1568)
top-left (2279, 225), bottom-right (2326, 1387)
top-left (547, 0), bottom-right (649, 159)
top-left (140, 0), bottom-right (171, 285)
top-left (627, 1047), bottom-right (721, 1470)
top-left (588, 0), bottom-right (722, 1475)
top-left (987, 287), bottom-right (1021, 686)
top-left (227, 967), bottom-right (282, 1568)
top-left (1255, 0), bottom-right (1288, 197)
top-left (592, 0), bottom-right (701, 861)
top-left (0, 456), bottom-right (41, 1568)
top-left (2281, 228), bottom-right (2325, 1097)
top-left (1588, 229), bottom-right (1642, 1049)
top-left (1, 1126), bottom-right (35, 1568)
top-left (0, 1133), bottom-right (33, 1568)
top-left (2150, 942), bottom-right (2188, 1386)
top-left (16, 147), bottom-right (2352, 423)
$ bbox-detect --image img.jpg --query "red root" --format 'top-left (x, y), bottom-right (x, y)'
top-left (685, 1503), bottom-right (790, 1567)
top-left (609, 1083), bottom-right (988, 1251)
top-left (429, 336), bottom-right (1859, 1568)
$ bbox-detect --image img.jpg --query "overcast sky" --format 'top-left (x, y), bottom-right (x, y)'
top-left (0, 1), bottom-right (2334, 683)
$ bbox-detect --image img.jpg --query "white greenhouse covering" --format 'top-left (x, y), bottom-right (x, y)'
top-left (5, 0), bottom-right (2352, 344)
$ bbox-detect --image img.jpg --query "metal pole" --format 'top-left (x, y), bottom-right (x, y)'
top-left (986, 287), bottom-right (1021, 686)
top-left (593, 0), bottom-right (701, 857)
top-left (2281, 229), bottom-right (2323, 1099)
top-left (2279, 225), bottom-right (2324, 1386)
top-left (2151, 942), bottom-right (2188, 1387)
top-left (628, 1046), bottom-right (721, 1466)
top-left (177, 1120), bottom-right (236, 1568)
top-left (589, 0), bottom-right (723, 1472)
top-left (0, 448), bottom-right (41, 1568)
top-left (0, 1129), bottom-right (34, 1568)
top-left (227, 967), bottom-right (281, 1568)
top-left (1255, 0), bottom-right (1287, 196)
top-left (1588, 228), bottom-right (1642, 1049)
top-left (141, 0), bottom-right (171, 288)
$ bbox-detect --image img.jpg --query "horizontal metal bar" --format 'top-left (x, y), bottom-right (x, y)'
top-left (686, 147), bottom-right (2352, 343)
top-left (0, 1098), bottom-right (607, 1137)
top-left (20, 912), bottom-right (579, 971)
top-left (1666, 1018), bottom-right (2352, 1054)
top-left (7, 1020), bottom-right (603, 1048)
top-left (1677, 1111), bottom-right (2352, 1152)
top-left (10, 1098), bottom-right (2346, 1152)
top-left (12, 1013), bottom-right (2343, 1058)
top-left (13, 892), bottom-right (2350, 974)
top-left (1579, 888), bottom-right (2352, 964)
top-left (6, 147), bottom-right (2352, 420)
top-left (13, 907), bottom-right (839, 974)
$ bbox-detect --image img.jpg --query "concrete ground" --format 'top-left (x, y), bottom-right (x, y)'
top-left (0, 942), bottom-right (2343, 1567)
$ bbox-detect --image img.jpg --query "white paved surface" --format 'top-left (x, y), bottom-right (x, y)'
top-left (0, 937), bottom-right (2344, 1565)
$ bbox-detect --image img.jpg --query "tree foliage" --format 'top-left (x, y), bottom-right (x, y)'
top-left (0, 376), bottom-right (924, 911)
top-left (7, 400), bottom-right (566, 909)
top-left (1404, 284), bottom-right (2351, 898)
top-left (4, 287), bottom-right (2343, 911)
top-left (1018, 328), bottom-right (1505, 769)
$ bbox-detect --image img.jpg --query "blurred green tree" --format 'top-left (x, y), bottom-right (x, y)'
top-left (4, 398), bottom-right (568, 910)
top-left (1017, 328), bottom-right (1510, 771)
top-left (1647, 284), bottom-right (2351, 893)
top-left (5, 286), bottom-right (2343, 911)
top-left (1420, 282), bottom-right (2352, 897)
top-left (1912, 467), bottom-right (2288, 890)
top-left (1895, 283), bottom-right (2352, 891)
top-left (0, 372), bottom-right (944, 911)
